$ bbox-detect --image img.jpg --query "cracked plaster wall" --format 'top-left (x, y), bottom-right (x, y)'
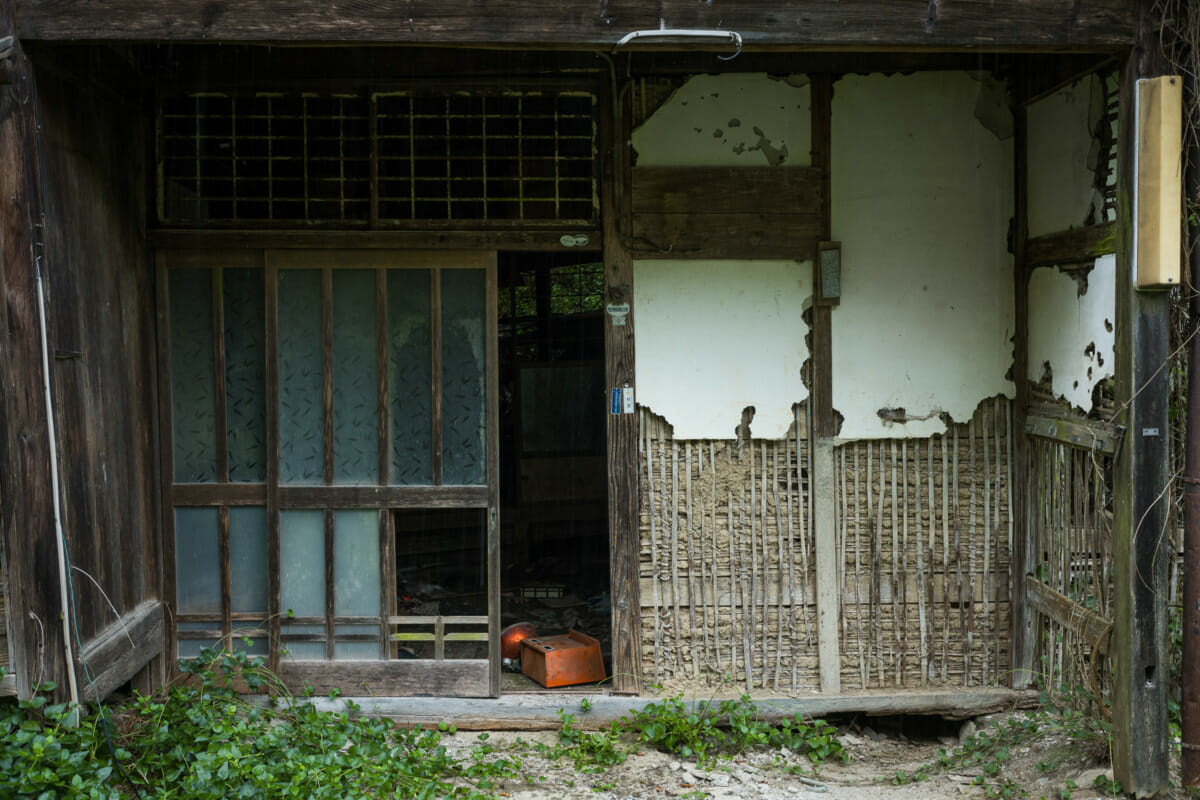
top-left (1024, 78), bottom-right (1115, 411)
top-left (831, 72), bottom-right (1015, 439)
top-left (1027, 256), bottom-right (1116, 411)
top-left (632, 74), bottom-right (813, 439)
top-left (1027, 75), bottom-right (1111, 237)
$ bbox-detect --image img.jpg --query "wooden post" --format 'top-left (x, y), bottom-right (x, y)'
top-left (602, 75), bottom-right (642, 696)
top-left (1111, 4), bottom-right (1171, 792)
top-left (1009, 83), bottom-right (1036, 689)
top-left (810, 74), bottom-right (840, 694)
top-left (0, 26), bottom-right (66, 701)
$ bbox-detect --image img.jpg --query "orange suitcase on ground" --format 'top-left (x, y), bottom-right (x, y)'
top-left (520, 630), bottom-right (606, 688)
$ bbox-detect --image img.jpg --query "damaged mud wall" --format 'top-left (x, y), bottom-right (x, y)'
top-left (1026, 75), bottom-right (1118, 413)
top-left (638, 407), bottom-right (818, 691)
top-left (831, 73), bottom-right (1015, 439)
top-left (836, 397), bottom-right (1013, 690)
top-left (639, 397), bottom-right (1013, 692)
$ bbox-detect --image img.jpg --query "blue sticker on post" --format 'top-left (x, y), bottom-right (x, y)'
top-left (611, 389), bottom-right (622, 414)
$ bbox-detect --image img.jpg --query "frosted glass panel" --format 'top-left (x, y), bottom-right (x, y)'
top-left (178, 621), bottom-right (220, 659)
top-left (223, 269), bottom-right (267, 482)
top-left (278, 270), bottom-right (324, 484)
top-left (387, 270), bottom-right (433, 485)
top-left (170, 270), bottom-right (218, 483)
top-left (281, 623), bottom-right (325, 662)
top-left (441, 269), bottom-right (487, 485)
top-left (280, 510), bottom-right (325, 618)
top-left (335, 625), bottom-right (380, 660)
top-left (229, 506), bottom-right (268, 614)
top-left (333, 270), bottom-right (379, 483)
top-left (174, 507), bottom-right (220, 614)
top-left (334, 510), bottom-right (380, 618)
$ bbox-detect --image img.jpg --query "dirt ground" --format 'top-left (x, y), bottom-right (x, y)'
top-left (435, 710), bottom-right (1177, 800)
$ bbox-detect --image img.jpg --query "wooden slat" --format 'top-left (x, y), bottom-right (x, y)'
top-left (603, 77), bottom-right (641, 696)
top-left (376, 269), bottom-right (388, 485)
top-left (485, 253), bottom-right (501, 697)
top-left (1026, 222), bottom-right (1116, 268)
top-left (388, 616), bottom-right (487, 625)
top-left (322, 268), bottom-right (334, 484)
top-left (77, 601), bottom-right (164, 702)
top-left (265, 248), bottom-right (493, 271)
top-left (430, 268), bottom-right (443, 485)
top-left (278, 485), bottom-right (488, 508)
top-left (277, 659), bottom-right (489, 697)
top-left (19, 1), bottom-right (1135, 48)
top-left (155, 253), bottom-right (179, 678)
top-left (264, 260), bottom-right (282, 673)
top-left (212, 269), bottom-right (229, 482)
top-left (1026, 576), bottom-right (1112, 657)
top-left (324, 509), bottom-right (335, 660)
top-left (631, 212), bottom-right (820, 260)
top-left (153, 229), bottom-right (604, 253)
top-left (632, 166), bottom-right (821, 214)
top-left (173, 484), bottom-right (268, 505)
top-left (1025, 414), bottom-right (1120, 454)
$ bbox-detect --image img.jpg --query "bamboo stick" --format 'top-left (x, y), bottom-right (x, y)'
top-left (773, 441), bottom-right (785, 690)
top-left (760, 442), bottom-right (769, 687)
top-left (685, 443), bottom-right (699, 677)
top-left (786, 427), bottom-right (798, 691)
top-left (966, 419), bottom-right (976, 686)
top-left (644, 413), bottom-right (662, 683)
top-left (982, 403), bottom-right (991, 684)
top-left (729, 488), bottom-right (739, 685)
top-left (749, 447), bottom-right (758, 689)
top-left (890, 440), bottom-right (900, 686)
top-left (854, 446), bottom-right (866, 687)
top-left (874, 442), bottom-right (885, 688)
top-left (901, 439), bottom-right (909, 685)
top-left (698, 445), bottom-right (710, 672)
top-left (915, 439), bottom-right (928, 686)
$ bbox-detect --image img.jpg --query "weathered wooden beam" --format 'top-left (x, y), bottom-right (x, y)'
top-left (0, 27), bottom-right (66, 701)
top-left (632, 167), bottom-right (821, 215)
top-left (77, 601), bottom-right (164, 702)
top-left (18, 0), bottom-right (1134, 48)
top-left (278, 659), bottom-right (490, 697)
top-left (1111, 2), bottom-right (1172, 793)
top-left (150, 229), bottom-right (605, 253)
top-left (269, 687), bottom-right (1041, 730)
top-left (1024, 414), bottom-right (1120, 455)
top-left (1025, 576), bottom-right (1112, 658)
top-left (631, 213), bottom-right (821, 260)
top-left (1026, 222), bottom-right (1117, 268)
top-left (602, 76), bottom-right (642, 696)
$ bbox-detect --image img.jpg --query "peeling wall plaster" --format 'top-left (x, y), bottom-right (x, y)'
top-left (631, 73), bottom-right (812, 167)
top-left (1027, 75), bottom-right (1107, 237)
top-left (633, 260), bottom-right (811, 439)
top-left (831, 72), bottom-right (1015, 439)
top-left (1028, 255), bottom-right (1115, 411)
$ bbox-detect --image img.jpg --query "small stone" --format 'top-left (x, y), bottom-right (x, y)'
top-left (938, 735), bottom-right (957, 746)
top-left (958, 720), bottom-right (977, 743)
top-left (840, 732), bottom-right (866, 747)
top-left (861, 725), bottom-right (880, 741)
top-left (669, 761), bottom-right (681, 771)
top-left (1074, 767), bottom-right (1113, 789)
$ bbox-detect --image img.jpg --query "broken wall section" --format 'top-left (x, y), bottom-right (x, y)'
top-left (632, 73), bottom-right (813, 440)
top-left (1026, 76), bottom-right (1117, 413)
top-left (831, 72), bottom-right (1015, 439)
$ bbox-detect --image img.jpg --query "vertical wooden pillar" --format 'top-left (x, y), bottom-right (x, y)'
top-left (0, 28), bottom-right (66, 700)
top-left (602, 76), bottom-right (641, 695)
top-left (1111, 5), bottom-right (1171, 792)
top-left (1009, 87), bottom-right (1036, 689)
top-left (810, 74), bottom-right (840, 694)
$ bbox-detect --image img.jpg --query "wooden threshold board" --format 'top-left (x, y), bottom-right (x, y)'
top-left (249, 688), bottom-right (1037, 730)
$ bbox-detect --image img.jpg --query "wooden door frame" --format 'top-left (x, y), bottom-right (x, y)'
top-left (157, 245), bottom-right (500, 697)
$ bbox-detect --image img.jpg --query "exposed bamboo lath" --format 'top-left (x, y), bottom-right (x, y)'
top-left (638, 396), bottom-right (1014, 693)
top-left (836, 397), bottom-right (1013, 691)
top-left (638, 405), bottom-right (818, 691)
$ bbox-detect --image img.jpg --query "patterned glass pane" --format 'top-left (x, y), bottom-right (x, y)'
top-left (229, 506), bottom-right (268, 614)
top-left (280, 510), bottom-right (325, 618)
top-left (175, 507), bottom-right (220, 614)
top-left (334, 510), bottom-right (380, 619)
top-left (223, 268), bottom-right (267, 482)
top-left (281, 623), bottom-right (326, 662)
top-left (335, 625), bottom-right (380, 660)
top-left (387, 269), bottom-right (433, 485)
top-left (332, 270), bottom-right (378, 484)
top-left (441, 269), bottom-right (487, 485)
top-left (177, 621), bottom-right (221, 659)
top-left (278, 270), bottom-right (324, 484)
top-left (169, 270), bottom-right (217, 482)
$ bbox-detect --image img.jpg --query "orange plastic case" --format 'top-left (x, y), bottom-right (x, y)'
top-left (520, 630), bottom-right (606, 688)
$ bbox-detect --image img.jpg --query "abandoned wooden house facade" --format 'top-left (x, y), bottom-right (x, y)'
top-left (0, 0), bottom-right (1183, 793)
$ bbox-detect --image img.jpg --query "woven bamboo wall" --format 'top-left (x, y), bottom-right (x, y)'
top-left (836, 397), bottom-right (1013, 690)
top-left (638, 396), bottom-right (1014, 693)
top-left (638, 406), bottom-right (818, 691)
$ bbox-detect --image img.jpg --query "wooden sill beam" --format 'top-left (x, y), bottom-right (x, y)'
top-left (257, 687), bottom-right (1040, 730)
top-left (19, 1), bottom-right (1133, 49)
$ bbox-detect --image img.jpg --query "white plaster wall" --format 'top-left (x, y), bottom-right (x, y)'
top-left (831, 72), bottom-right (1015, 439)
top-left (1027, 75), bottom-right (1104, 237)
top-left (1028, 255), bottom-right (1116, 411)
top-left (632, 74), bottom-right (812, 167)
top-left (634, 260), bottom-right (811, 439)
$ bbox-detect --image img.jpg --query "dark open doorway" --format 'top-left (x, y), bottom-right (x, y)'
top-left (497, 251), bottom-right (611, 691)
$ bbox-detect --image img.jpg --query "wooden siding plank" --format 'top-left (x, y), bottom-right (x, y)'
top-left (77, 601), bottom-right (164, 702)
top-left (632, 166), bottom-right (821, 214)
top-left (19, 1), bottom-right (1135, 48)
top-left (631, 213), bottom-right (820, 260)
top-left (278, 659), bottom-right (489, 697)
